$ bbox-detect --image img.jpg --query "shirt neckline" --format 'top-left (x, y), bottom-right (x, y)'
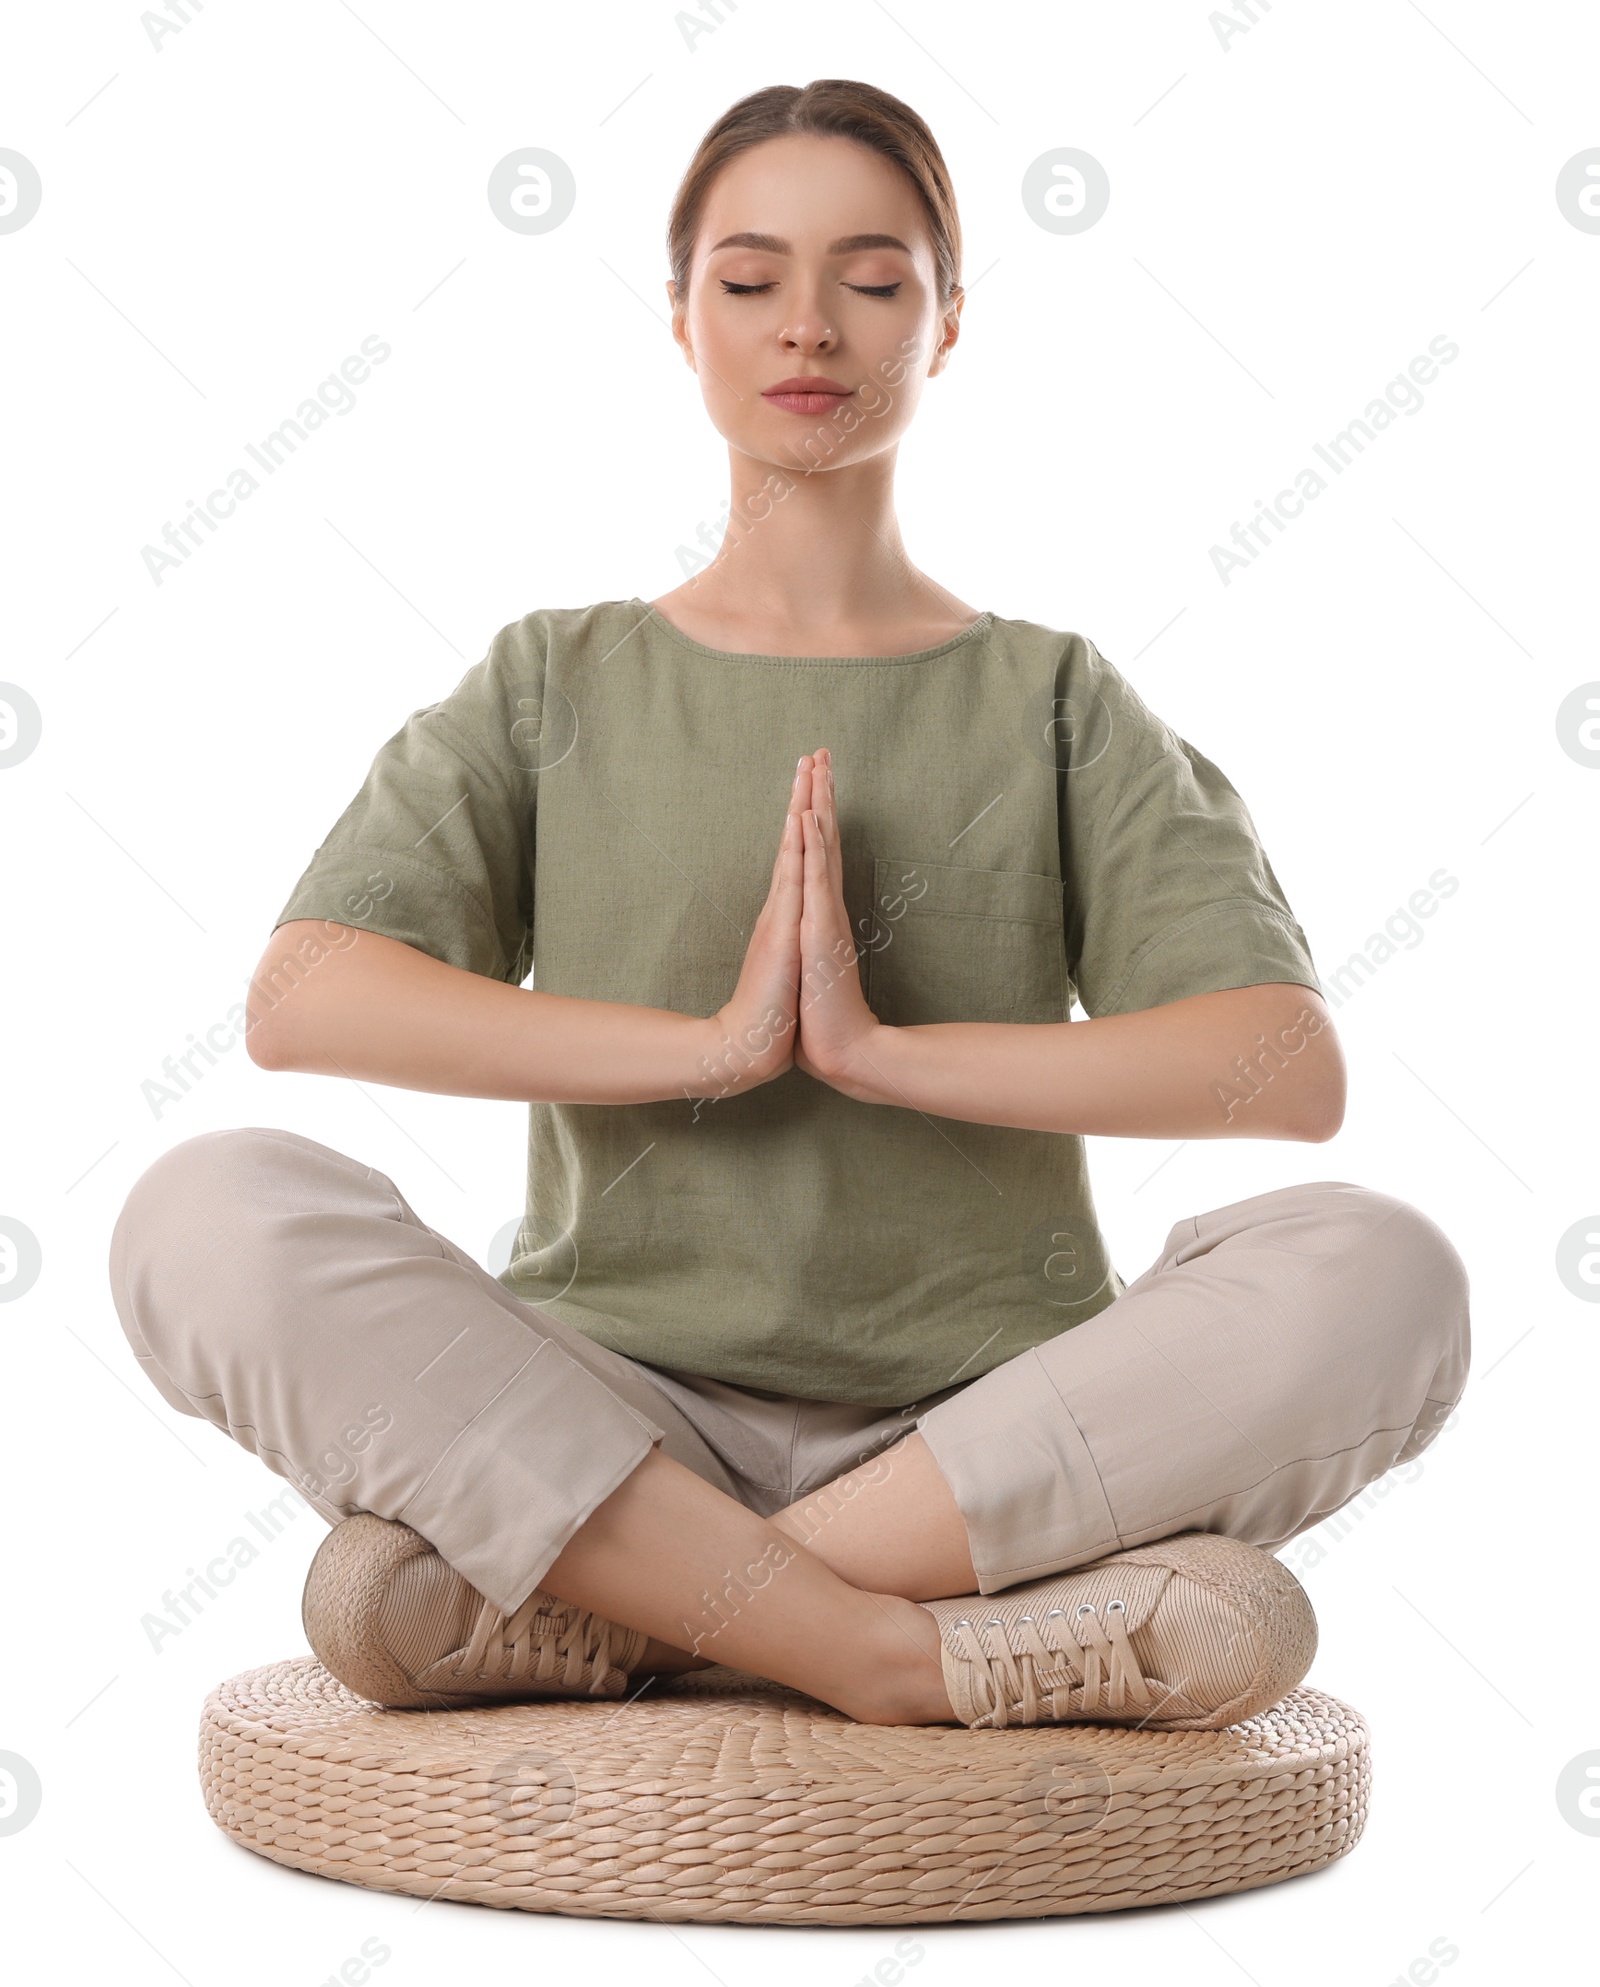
top-left (629, 597), bottom-right (995, 665)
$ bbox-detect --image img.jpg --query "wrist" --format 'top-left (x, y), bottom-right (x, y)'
top-left (828, 1022), bottom-right (902, 1106)
top-left (692, 1008), bottom-right (791, 1099)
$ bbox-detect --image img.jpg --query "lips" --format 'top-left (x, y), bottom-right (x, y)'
top-left (764, 376), bottom-right (850, 394)
top-left (762, 377), bottom-right (853, 414)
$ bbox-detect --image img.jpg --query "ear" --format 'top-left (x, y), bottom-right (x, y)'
top-left (667, 279), bottom-right (696, 371)
top-left (927, 287), bottom-right (965, 381)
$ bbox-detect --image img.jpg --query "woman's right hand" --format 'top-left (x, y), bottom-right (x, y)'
top-left (694, 756), bottom-right (811, 1098)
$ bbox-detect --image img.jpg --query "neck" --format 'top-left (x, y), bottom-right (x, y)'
top-left (682, 443), bottom-right (935, 636)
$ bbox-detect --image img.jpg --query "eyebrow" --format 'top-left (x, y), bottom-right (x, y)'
top-left (707, 231), bottom-right (913, 256)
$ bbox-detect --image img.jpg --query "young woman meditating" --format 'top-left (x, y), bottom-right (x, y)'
top-left (108, 79), bottom-right (1469, 1732)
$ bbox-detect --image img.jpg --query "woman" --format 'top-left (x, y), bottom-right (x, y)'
top-left (108, 80), bottom-right (1468, 1732)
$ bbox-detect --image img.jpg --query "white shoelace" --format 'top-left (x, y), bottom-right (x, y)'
top-left (952, 1599), bottom-right (1158, 1727)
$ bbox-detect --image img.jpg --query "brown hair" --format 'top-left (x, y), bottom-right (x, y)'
top-left (666, 79), bottom-right (962, 307)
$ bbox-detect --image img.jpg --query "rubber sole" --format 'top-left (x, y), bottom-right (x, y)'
top-left (1112, 1531), bottom-right (1319, 1729)
top-left (300, 1513), bottom-right (487, 1710)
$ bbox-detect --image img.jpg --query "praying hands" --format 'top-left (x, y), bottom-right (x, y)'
top-left (705, 751), bottom-right (1344, 1141)
top-left (703, 748), bottom-right (882, 1105)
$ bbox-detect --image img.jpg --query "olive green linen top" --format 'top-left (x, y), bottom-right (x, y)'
top-left (273, 599), bottom-right (1322, 1407)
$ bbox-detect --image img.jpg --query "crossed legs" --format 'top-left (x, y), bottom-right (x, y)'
top-left (109, 1129), bottom-right (1470, 1725)
top-left (539, 1437), bottom-right (967, 1723)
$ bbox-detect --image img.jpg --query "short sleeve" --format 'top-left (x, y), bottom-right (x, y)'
top-left (271, 615), bottom-right (546, 984)
top-left (1058, 637), bottom-right (1322, 1018)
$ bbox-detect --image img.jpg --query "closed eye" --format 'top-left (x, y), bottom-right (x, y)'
top-left (718, 280), bottom-right (903, 298)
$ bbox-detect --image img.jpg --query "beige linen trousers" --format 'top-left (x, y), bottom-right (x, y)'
top-left (108, 1128), bottom-right (1469, 1618)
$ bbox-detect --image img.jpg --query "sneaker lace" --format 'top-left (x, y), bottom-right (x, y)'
top-left (952, 1599), bottom-right (1157, 1728)
top-left (441, 1591), bottom-right (627, 1695)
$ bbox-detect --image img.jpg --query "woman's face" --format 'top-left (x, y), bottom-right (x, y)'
top-left (671, 132), bottom-right (960, 473)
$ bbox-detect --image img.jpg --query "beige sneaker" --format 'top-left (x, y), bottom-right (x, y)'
top-left (923, 1532), bottom-right (1317, 1731)
top-left (301, 1513), bottom-right (649, 1710)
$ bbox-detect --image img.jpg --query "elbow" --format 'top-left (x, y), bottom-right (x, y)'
top-left (1295, 1094), bottom-right (1345, 1143)
top-left (244, 1012), bottom-right (283, 1070)
top-left (1291, 998), bottom-right (1346, 1142)
top-left (244, 920), bottom-right (346, 1070)
top-left (243, 977), bottom-right (295, 1070)
top-left (1291, 1065), bottom-right (1347, 1143)
top-left (1215, 989), bottom-right (1346, 1142)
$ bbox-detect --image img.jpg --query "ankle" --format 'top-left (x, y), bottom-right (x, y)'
top-left (833, 1593), bottom-right (955, 1727)
top-left (636, 1638), bottom-right (714, 1676)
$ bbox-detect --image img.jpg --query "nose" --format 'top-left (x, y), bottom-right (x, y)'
top-left (780, 293), bottom-right (836, 352)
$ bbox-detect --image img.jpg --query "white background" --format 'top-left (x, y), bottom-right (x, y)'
top-left (2, 1), bottom-right (1595, 1980)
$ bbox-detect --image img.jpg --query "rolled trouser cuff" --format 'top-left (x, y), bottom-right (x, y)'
top-left (916, 1345), bottom-right (1122, 1595)
top-left (398, 1336), bottom-right (665, 1617)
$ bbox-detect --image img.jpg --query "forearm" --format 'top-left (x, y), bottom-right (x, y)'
top-left (246, 921), bottom-right (741, 1105)
top-left (832, 983), bottom-right (1345, 1141)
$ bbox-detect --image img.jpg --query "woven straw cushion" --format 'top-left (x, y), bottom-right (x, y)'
top-left (199, 1657), bottom-right (1369, 1924)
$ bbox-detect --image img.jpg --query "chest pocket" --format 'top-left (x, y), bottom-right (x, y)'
top-left (862, 855), bottom-right (1068, 1028)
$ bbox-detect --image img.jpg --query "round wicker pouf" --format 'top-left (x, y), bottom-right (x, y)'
top-left (199, 1658), bottom-right (1369, 1924)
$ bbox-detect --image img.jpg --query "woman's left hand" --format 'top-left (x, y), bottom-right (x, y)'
top-left (794, 749), bottom-right (885, 1100)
